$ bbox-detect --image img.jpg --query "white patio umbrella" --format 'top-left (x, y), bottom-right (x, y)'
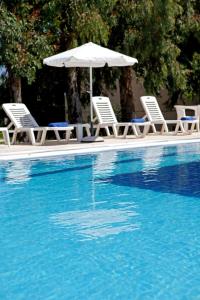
top-left (43, 42), bottom-right (138, 140)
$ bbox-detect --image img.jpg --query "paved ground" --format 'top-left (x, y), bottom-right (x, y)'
top-left (1, 133), bottom-right (200, 161)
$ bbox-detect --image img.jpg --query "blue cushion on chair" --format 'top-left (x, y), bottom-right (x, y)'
top-left (48, 122), bottom-right (69, 127)
top-left (131, 118), bottom-right (145, 123)
top-left (181, 116), bottom-right (196, 121)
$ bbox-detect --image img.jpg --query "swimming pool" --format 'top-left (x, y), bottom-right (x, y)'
top-left (1, 143), bottom-right (200, 299)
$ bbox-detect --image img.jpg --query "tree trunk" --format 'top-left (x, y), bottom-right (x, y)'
top-left (66, 68), bottom-right (82, 123)
top-left (9, 74), bottom-right (22, 103)
top-left (119, 67), bottom-right (135, 121)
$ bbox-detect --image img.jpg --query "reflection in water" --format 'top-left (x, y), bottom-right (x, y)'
top-left (50, 204), bottom-right (139, 240)
top-left (5, 160), bottom-right (32, 184)
top-left (94, 151), bottom-right (118, 177)
top-left (142, 147), bottom-right (164, 172)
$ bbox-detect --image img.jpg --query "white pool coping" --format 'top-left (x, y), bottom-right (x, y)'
top-left (1, 133), bottom-right (200, 161)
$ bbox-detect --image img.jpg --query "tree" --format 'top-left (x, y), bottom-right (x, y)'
top-left (1, 0), bottom-right (199, 122)
top-left (41, 0), bottom-right (116, 122)
top-left (172, 0), bottom-right (200, 104)
top-left (0, 1), bottom-right (53, 102)
top-left (108, 0), bottom-right (200, 119)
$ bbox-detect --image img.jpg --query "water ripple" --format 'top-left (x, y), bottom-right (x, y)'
top-left (50, 206), bottom-right (139, 240)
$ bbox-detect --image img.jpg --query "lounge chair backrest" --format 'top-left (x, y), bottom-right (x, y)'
top-left (2, 103), bottom-right (39, 128)
top-left (174, 105), bottom-right (200, 120)
top-left (92, 96), bottom-right (118, 124)
top-left (140, 96), bottom-right (165, 122)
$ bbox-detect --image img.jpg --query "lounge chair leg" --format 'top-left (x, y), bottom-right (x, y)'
top-left (36, 131), bottom-right (42, 142)
top-left (28, 129), bottom-right (36, 145)
top-left (190, 122), bottom-right (195, 133)
top-left (2, 130), bottom-right (10, 146)
top-left (65, 130), bottom-right (71, 142)
top-left (54, 130), bottom-right (61, 141)
top-left (184, 123), bottom-right (189, 132)
top-left (152, 124), bottom-right (157, 133)
top-left (136, 125), bottom-right (142, 135)
top-left (122, 126), bottom-right (129, 138)
top-left (178, 122), bottom-right (185, 134)
top-left (95, 126), bottom-right (100, 137)
top-left (112, 125), bottom-right (118, 137)
top-left (12, 130), bottom-right (18, 144)
top-left (40, 130), bottom-right (47, 145)
top-left (132, 125), bottom-right (139, 137)
top-left (105, 126), bottom-right (110, 136)
top-left (161, 124), bottom-right (168, 134)
top-left (86, 126), bottom-right (91, 137)
top-left (142, 124), bottom-right (150, 137)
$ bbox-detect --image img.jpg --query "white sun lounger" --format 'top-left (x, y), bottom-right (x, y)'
top-left (140, 96), bottom-right (199, 134)
top-left (174, 105), bottom-right (200, 132)
top-left (2, 103), bottom-right (74, 145)
top-left (92, 96), bottom-right (150, 138)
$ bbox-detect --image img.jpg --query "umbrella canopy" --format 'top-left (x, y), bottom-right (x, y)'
top-left (43, 42), bottom-right (138, 134)
top-left (43, 42), bottom-right (138, 67)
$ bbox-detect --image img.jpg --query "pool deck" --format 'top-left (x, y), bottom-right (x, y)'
top-left (1, 132), bottom-right (200, 161)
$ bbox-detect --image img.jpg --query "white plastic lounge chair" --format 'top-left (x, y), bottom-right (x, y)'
top-left (140, 96), bottom-right (198, 134)
top-left (92, 96), bottom-right (150, 138)
top-left (174, 105), bottom-right (200, 132)
top-left (2, 103), bottom-right (74, 145)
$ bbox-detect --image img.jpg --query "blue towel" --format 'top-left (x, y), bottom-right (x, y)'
top-left (181, 116), bottom-right (196, 121)
top-left (131, 118), bottom-right (145, 123)
top-left (48, 122), bottom-right (69, 127)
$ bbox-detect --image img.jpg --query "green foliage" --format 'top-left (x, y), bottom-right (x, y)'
top-left (77, 10), bottom-right (109, 44)
top-left (122, 1), bottom-right (182, 92)
top-left (0, 0), bottom-right (199, 113)
top-left (184, 52), bottom-right (200, 102)
top-left (46, 0), bottom-right (117, 48)
top-left (0, 1), bottom-right (53, 84)
top-left (107, 0), bottom-right (200, 105)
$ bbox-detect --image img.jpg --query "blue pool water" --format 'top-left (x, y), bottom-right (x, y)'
top-left (1, 144), bottom-right (200, 300)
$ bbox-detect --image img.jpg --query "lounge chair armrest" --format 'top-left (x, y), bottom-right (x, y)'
top-left (47, 126), bottom-right (74, 130)
top-left (165, 120), bottom-right (181, 124)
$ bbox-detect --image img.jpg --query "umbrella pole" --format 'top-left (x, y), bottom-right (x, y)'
top-left (90, 66), bottom-right (94, 136)
top-left (81, 66), bottom-right (103, 142)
